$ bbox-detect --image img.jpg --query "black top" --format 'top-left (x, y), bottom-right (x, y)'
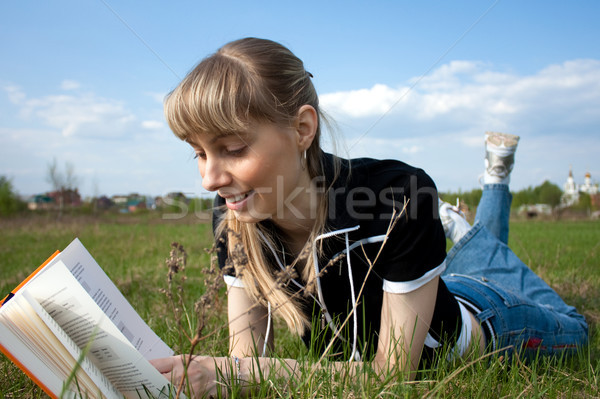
top-left (213, 152), bottom-right (461, 365)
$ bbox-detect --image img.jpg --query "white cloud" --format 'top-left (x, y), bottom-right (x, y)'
top-left (5, 87), bottom-right (137, 138)
top-left (141, 120), bottom-right (164, 130)
top-left (60, 80), bottom-right (81, 90)
top-left (459, 135), bottom-right (484, 148)
top-left (320, 59), bottom-right (600, 136)
top-left (145, 91), bottom-right (167, 104)
top-left (321, 60), bottom-right (600, 191)
top-left (0, 84), bottom-right (196, 197)
top-left (5, 85), bottom-right (26, 104)
top-left (320, 83), bottom-right (409, 118)
top-left (403, 145), bottom-right (422, 154)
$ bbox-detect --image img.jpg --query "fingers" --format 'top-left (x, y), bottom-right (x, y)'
top-left (149, 355), bottom-right (223, 398)
top-left (149, 355), bottom-right (183, 374)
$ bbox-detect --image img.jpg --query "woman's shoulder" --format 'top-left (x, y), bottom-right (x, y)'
top-left (338, 153), bottom-right (437, 192)
top-left (324, 153), bottom-right (440, 230)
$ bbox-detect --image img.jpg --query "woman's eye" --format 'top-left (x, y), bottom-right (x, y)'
top-left (226, 146), bottom-right (246, 156)
top-left (193, 152), bottom-right (206, 160)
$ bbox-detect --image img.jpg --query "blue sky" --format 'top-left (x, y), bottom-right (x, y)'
top-left (1, 1), bottom-right (599, 198)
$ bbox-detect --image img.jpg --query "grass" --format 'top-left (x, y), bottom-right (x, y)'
top-left (0, 213), bottom-right (598, 398)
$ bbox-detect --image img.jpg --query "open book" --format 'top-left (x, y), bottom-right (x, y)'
top-left (0, 238), bottom-right (181, 399)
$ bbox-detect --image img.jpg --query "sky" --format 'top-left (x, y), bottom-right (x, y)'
top-left (1, 1), bottom-right (599, 199)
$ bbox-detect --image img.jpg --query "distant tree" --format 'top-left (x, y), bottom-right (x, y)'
top-left (440, 188), bottom-right (482, 209)
top-left (46, 158), bottom-right (64, 193)
top-left (188, 197), bottom-right (214, 220)
top-left (92, 174), bottom-right (100, 214)
top-left (0, 176), bottom-right (26, 216)
top-left (64, 161), bottom-right (80, 192)
top-left (511, 186), bottom-right (535, 210)
top-left (45, 158), bottom-right (81, 217)
top-left (534, 180), bottom-right (563, 209)
top-left (571, 192), bottom-right (592, 212)
top-left (46, 158), bottom-right (80, 192)
top-left (442, 181), bottom-right (565, 214)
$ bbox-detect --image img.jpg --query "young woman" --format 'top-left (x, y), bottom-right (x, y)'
top-left (151, 37), bottom-right (588, 396)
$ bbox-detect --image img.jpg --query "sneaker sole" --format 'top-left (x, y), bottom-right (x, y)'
top-left (485, 131), bottom-right (520, 148)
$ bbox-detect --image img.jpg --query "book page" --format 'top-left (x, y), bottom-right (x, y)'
top-left (28, 262), bottom-right (177, 399)
top-left (0, 292), bottom-right (121, 398)
top-left (5, 292), bottom-right (122, 399)
top-left (40, 238), bottom-right (173, 360)
top-left (0, 313), bottom-right (66, 398)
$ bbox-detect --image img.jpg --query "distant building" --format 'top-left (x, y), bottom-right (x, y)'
top-left (580, 172), bottom-right (599, 195)
top-left (561, 167), bottom-right (599, 207)
top-left (27, 189), bottom-right (82, 210)
top-left (111, 195), bottom-right (128, 205)
top-left (96, 195), bottom-right (113, 210)
top-left (518, 203), bottom-right (553, 218)
top-left (127, 197), bottom-right (147, 213)
top-left (27, 194), bottom-right (54, 210)
top-left (47, 188), bottom-right (82, 208)
top-left (111, 193), bottom-right (150, 213)
top-left (155, 192), bottom-right (189, 208)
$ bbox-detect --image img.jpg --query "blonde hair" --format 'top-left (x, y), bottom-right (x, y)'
top-left (164, 38), bottom-right (338, 334)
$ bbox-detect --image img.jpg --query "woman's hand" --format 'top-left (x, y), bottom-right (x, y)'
top-left (150, 355), bottom-right (228, 398)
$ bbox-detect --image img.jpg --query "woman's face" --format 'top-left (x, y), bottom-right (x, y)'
top-left (189, 122), bottom-right (312, 225)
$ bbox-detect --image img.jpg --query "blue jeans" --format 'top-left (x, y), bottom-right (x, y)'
top-left (441, 184), bottom-right (588, 357)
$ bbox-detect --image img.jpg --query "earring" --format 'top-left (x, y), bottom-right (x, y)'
top-left (301, 150), bottom-right (307, 170)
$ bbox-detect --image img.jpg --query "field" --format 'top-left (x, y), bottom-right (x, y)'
top-left (1, 213), bottom-right (599, 398)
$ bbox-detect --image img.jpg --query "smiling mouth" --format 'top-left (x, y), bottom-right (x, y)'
top-left (224, 191), bottom-right (253, 204)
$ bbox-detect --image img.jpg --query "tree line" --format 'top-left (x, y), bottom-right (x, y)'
top-left (441, 180), bottom-right (595, 213)
top-left (1, 173), bottom-right (595, 218)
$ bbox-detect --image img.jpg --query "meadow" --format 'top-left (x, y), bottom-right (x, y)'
top-left (1, 213), bottom-right (598, 398)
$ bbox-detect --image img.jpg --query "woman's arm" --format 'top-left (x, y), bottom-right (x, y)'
top-left (242, 276), bottom-right (440, 383)
top-left (150, 286), bottom-right (276, 397)
top-left (151, 354), bottom-right (298, 398)
top-left (151, 278), bottom-right (438, 396)
top-left (227, 285), bottom-right (273, 357)
top-left (373, 276), bottom-right (438, 379)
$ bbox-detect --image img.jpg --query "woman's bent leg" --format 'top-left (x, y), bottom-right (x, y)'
top-left (442, 183), bottom-right (588, 356)
top-left (441, 132), bottom-right (587, 356)
top-left (475, 131), bottom-right (520, 244)
top-left (474, 184), bottom-right (512, 244)
top-left (443, 274), bottom-right (588, 358)
top-left (444, 223), bottom-right (579, 317)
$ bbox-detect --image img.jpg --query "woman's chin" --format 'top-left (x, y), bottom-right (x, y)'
top-left (232, 209), bottom-right (271, 224)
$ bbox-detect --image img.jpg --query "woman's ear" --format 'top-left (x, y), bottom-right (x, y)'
top-left (295, 105), bottom-right (318, 150)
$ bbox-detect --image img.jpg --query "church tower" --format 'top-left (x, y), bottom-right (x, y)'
top-left (561, 166), bottom-right (579, 207)
top-left (581, 171), bottom-right (599, 195)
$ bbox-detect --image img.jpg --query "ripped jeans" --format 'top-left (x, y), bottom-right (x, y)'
top-left (441, 184), bottom-right (588, 357)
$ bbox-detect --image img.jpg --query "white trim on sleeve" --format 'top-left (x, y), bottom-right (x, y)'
top-left (382, 260), bottom-right (446, 294)
top-left (223, 275), bottom-right (244, 288)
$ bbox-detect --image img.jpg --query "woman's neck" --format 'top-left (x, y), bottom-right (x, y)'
top-left (271, 175), bottom-right (321, 256)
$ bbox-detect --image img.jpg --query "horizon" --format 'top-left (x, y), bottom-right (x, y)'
top-left (19, 170), bottom-right (591, 202)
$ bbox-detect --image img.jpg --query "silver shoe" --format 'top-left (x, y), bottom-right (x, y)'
top-left (484, 132), bottom-right (520, 179)
top-left (438, 198), bottom-right (469, 243)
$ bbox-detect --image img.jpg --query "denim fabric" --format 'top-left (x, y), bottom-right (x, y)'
top-left (474, 184), bottom-right (512, 245)
top-left (441, 184), bottom-right (588, 357)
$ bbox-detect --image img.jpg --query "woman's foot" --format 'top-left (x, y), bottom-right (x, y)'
top-left (439, 199), bottom-right (471, 244)
top-left (483, 132), bottom-right (520, 185)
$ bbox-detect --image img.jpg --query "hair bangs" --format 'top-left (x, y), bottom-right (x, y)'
top-left (164, 54), bottom-right (280, 141)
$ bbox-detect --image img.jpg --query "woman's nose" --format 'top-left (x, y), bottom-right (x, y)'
top-left (200, 157), bottom-right (231, 192)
